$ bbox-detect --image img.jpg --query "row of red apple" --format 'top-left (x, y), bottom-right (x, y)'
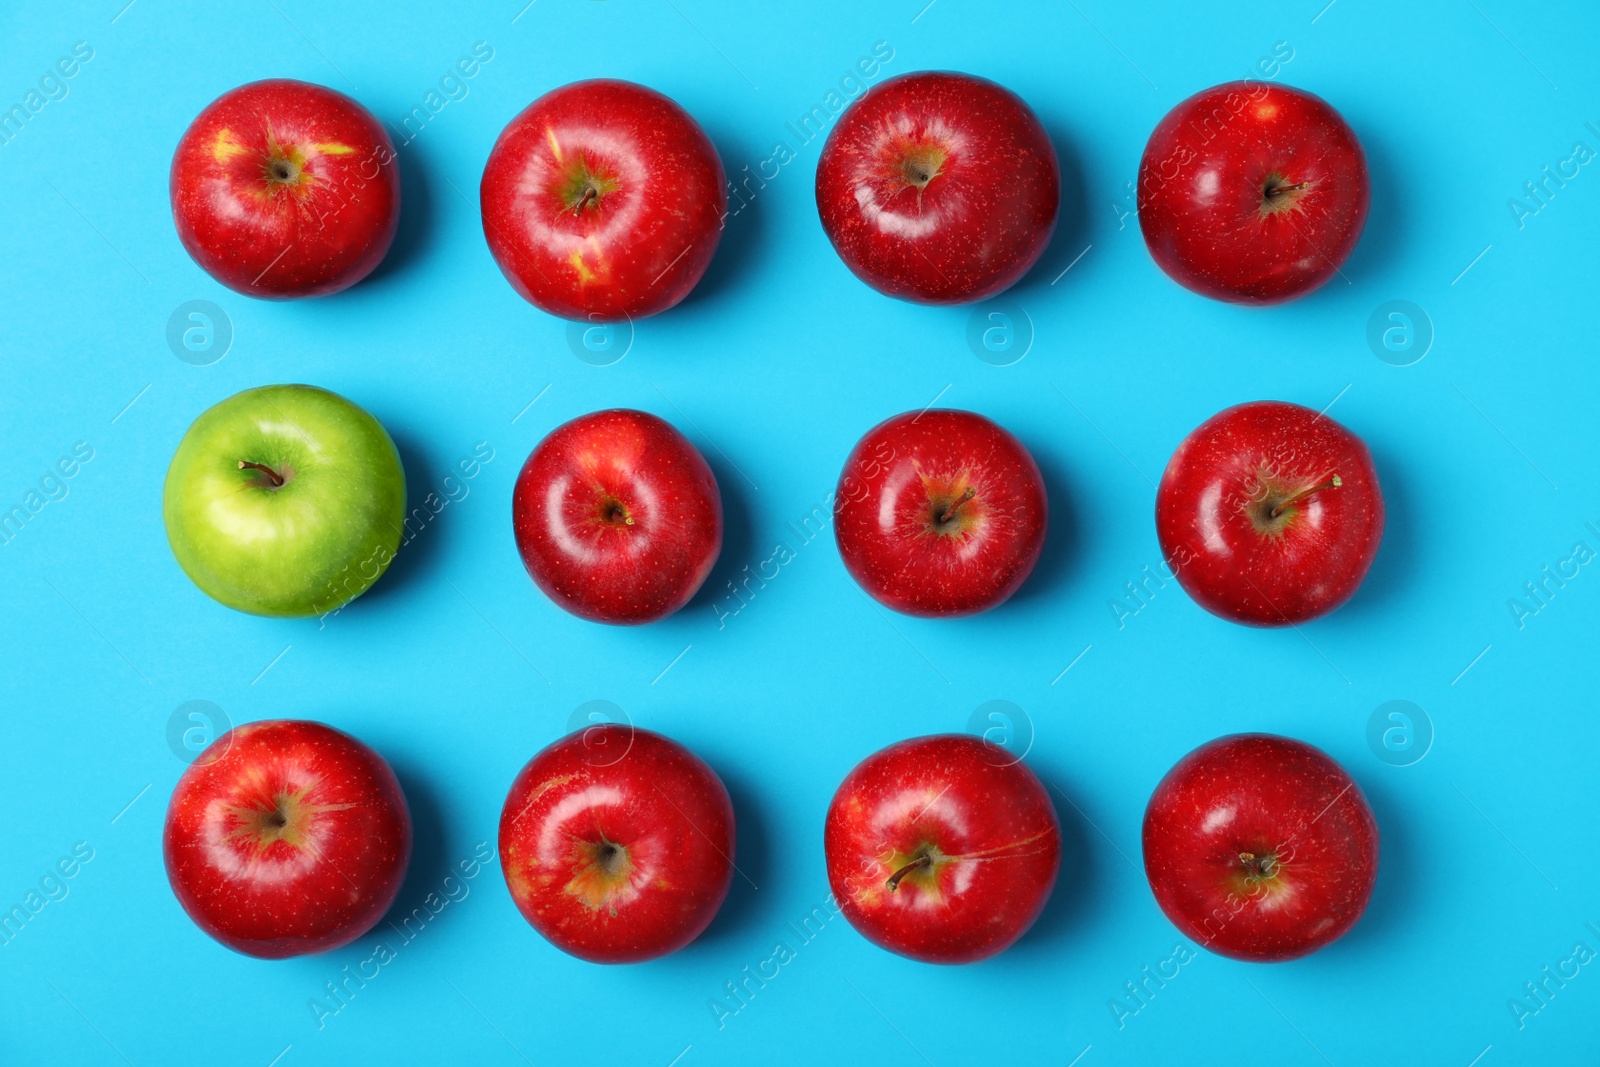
top-left (166, 386), bottom-right (1381, 626)
top-left (167, 717), bottom-right (1376, 964)
top-left (171, 71), bottom-right (1367, 310)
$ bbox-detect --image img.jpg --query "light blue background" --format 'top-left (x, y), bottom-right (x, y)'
top-left (3, 1), bottom-right (1597, 1063)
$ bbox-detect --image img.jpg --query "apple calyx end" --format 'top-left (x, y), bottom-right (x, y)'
top-left (595, 840), bottom-right (627, 877)
top-left (259, 135), bottom-right (314, 196)
top-left (565, 836), bottom-right (636, 912)
top-left (895, 143), bottom-right (948, 195)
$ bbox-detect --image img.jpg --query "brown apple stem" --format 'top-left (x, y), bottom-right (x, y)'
top-left (1264, 180), bottom-right (1307, 199)
top-left (939, 487), bottom-right (976, 524)
top-left (238, 460), bottom-right (285, 488)
top-left (574, 186), bottom-right (598, 215)
top-left (608, 506), bottom-right (634, 526)
top-left (1269, 475), bottom-right (1341, 519)
top-left (885, 854), bottom-right (932, 892)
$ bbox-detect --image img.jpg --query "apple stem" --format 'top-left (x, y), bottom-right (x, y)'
top-left (885, 853), bottom-right (932, 892)
top-left (1238, 851), bottom-right (1278, 879)
top-left (938, 487), bottom-right (976, 524)
top-left (1269, 475), bottom-right (1341, 519)
top-left (573, 186), bottom-right (598, 215)
top-left (608, 506), bottom-right (633, 526)
top-left (238, 460), bottom-right (285, 488)
top-left (1264, 180), bottom-right (1307, 199)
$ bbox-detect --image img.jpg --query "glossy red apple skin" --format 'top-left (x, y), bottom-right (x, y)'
top-left (834, 409), bottom-right (1047, 616)
top-left (480, 79), bottom-right (726, 322)
top-left (163, 720), bottom-right (411, 959)
top-left (1137, 81), bottom-right (1368, 304)
top-left (171, 79), bottom-right (400, 298)
top-left (816, 71), bottom-right (1060, 305)
top-left (825, 734), bottom-right (1060, 964)
top-left (499, 725), bottom-right (734, 963)
top-left (512, 409), bottom-right (722, 624)
top-left (1142, 733), bottom-right (1378, 962)
top-left (1156, 400), bottom-right (1383, 626)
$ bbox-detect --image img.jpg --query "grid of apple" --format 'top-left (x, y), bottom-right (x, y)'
top-left (162, 74), bottom-right (1380, 964)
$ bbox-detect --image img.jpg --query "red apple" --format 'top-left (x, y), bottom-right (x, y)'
top-left (1142, 733), bottom-right (1379, 961)
top-left (499, 725), bottom-right (734, 963)
top-left (1138, 81), bottom-right (1368, 303)
top-left (1156, 400), bottom-right (1383, 626)
top-left (513, 409), bottom-right (722, 624)
top-left (815, 71), bottom-right (1059, 304)
top-left (834, 409), bottom-right (1047, 616)
top-left (163, 719), bottom-right (411, 958)
top-left (171, 79), bottom-right (400, 298)
top-left (480, 79), bottom-right (726, 321)
top-left (825, 734), bottom-right (1060, 963)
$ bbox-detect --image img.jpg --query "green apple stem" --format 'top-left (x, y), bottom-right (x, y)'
top-left (237, 460), bottom-right (285, 488)
top-left (938, 487), bottom-right (976, 524)
top-left (885, 853), bottom-right (932, 892)
top-left (1269, 475), bottom-right (1340, 519)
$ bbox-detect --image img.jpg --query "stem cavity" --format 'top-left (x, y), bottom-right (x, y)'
top-left (1239, 851), bottom-right (1279, 879)
top-left (938, 487), bottom-right (976, 524)
top-left (238, 460), bottom-right (286, 488)
top-left (886, 853), bottom-right (932, 892)
top-left (1269, 475), bottom-right (1341, 519)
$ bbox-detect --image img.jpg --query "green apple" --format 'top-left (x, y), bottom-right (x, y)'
top-left (164, 384), bottom-right (406, 617)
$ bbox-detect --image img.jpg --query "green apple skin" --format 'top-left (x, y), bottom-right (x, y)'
top-left (164, 385), bottom-right (406, 617)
